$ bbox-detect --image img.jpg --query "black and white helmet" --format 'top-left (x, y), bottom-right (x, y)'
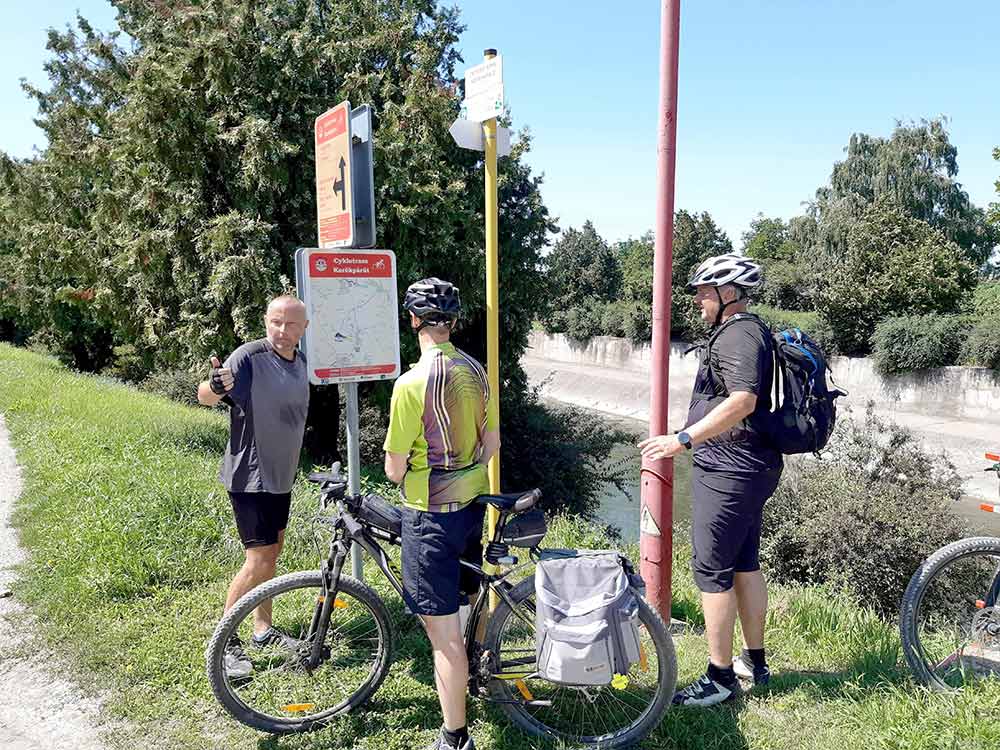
top-left (403, 277), bottom-right (461, 322)
top-left (686, 253), bottom-right (763, 292)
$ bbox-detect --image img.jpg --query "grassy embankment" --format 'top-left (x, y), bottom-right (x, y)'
top-left (1, 342), bottom-right (998, 749)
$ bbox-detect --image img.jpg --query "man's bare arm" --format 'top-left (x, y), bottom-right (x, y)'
top-left (384, 451), bottom-right (409, 484)
top-left (478, 428), bottom-right (500, 467)
top-left (686, 391), bottom-right (757, 444)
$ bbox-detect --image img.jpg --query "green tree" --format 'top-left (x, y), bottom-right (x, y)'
top-left (3, 2), bottom-right (636, 510)
top-left (814, 201), bottom-right (976, 355)
top-left (741, 215), bottom-right (810, 310)
top-left (615, 211), bottom-right (730, 342)
top-left (0, 1), bottom-right (556, 388)
top-left (540, 220), bottom-right (620, 338)
top-left (811, 118), bottom-right (996, 267)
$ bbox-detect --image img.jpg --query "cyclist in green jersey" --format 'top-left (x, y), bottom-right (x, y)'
top-left (383, 278), bottom-right (500, 750)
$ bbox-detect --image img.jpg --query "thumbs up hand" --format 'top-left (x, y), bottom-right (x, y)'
top-left (209, 355), bottom-right (234, 395)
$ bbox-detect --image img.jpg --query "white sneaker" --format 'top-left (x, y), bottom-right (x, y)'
top-left (671, 673), bottom-right (739, 707)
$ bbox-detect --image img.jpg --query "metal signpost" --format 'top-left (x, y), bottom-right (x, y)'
top-left (450, 49), bottom-right (505, 608)
top-left (307, 100), bottom-right (393, 580)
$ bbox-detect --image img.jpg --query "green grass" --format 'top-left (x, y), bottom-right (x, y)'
top-left (1, 342), bottom-right (999, 749)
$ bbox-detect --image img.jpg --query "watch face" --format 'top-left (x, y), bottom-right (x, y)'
top-left (678, 431), bottom-right (692, 448)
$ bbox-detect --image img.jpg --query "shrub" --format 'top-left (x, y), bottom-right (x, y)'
top-left (139, 368), bottom-right (203, 406)
top-left (751, 305), bottom-right (838, 355)
top-left (871, 315), bottom-right (971, 375)
top-left (756, 258), bottom-right (812, 310)
top-left (760, 408), bottom-right (968, 617)
top-left (959, 314), bottom-right (1000, 369)
top-left (813, 202), bottom-right (976, 355)
top-left (493, 379), bottom-right (633, 519)
top-left (970, 280), bottom-right (1000, 317)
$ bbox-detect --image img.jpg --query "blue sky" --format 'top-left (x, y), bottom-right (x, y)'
top-left (3, 1), bottom-right (998, 248)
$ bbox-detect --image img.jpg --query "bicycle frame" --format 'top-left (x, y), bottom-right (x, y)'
top-left (307, 494), bottom-right (538, 686)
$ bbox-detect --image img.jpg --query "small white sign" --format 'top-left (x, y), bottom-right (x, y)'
top-left (464, 55), bottom-right (503, 100)
top-left (448, 118), bottom-right (511, 157)
top-left (462, 55), bottom-right (504, 123)
top-left (640, 505), bottom-right (661, 537)
top-left (298, 249), bottom-right (401, 385)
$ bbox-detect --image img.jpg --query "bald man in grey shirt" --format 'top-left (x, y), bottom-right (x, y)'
top-left (198, 295), bottom-right (310, 678)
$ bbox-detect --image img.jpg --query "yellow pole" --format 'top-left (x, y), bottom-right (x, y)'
top-left (483, 48), bottom-right (501, 610)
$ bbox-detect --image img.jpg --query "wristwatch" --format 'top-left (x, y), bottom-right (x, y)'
top-left (676, 431), bottom-right (693, 450)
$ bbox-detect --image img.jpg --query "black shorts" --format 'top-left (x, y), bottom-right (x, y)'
top-left (228, 491), bottom-right (292, 548)
top-left (690, 465), bottom-right (781, 593)
top-left (401, 502), bottom-right (486, 616)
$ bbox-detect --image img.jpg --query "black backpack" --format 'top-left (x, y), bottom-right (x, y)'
top-left (705, 314), bottom-right (847, 455)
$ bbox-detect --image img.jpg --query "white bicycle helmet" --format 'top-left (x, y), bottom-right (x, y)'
top-left (686, 253), bottom-right (763, 291)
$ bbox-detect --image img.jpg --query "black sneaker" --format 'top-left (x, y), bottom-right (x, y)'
top-left (251, 627), bottom-right (306, 652)
top-left (224, 635), bottom-right (252, 680)
top-left (425, 729), bottom-right (475, 750)
top-left (733, 651), bottom-right (771, 686)
top-left (671, 673), bottom-right (740, 707)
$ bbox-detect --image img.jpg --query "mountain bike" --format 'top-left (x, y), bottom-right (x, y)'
top-left (206, 465), bottom-right (677, 748)
top-left (900, 451), bottom-right (1000, 689)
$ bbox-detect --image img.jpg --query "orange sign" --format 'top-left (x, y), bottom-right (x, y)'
top-left (315, 102), bottom-right (354, 247)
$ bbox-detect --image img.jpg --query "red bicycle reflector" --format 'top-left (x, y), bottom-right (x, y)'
top-left (986, 452), bottom-right (1000, 462)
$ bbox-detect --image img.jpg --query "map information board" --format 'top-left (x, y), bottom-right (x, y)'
top-left (300, 249), bottom-right (400, 385)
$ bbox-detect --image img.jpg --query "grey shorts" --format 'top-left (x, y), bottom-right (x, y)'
top-left (690, 465), bottom-right (781, 593)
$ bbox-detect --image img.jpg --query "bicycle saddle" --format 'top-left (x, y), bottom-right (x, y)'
top-left (475, 488), bottom-right (541, 512)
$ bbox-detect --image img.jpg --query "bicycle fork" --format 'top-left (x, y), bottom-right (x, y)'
top-left (305, 539), bottom-right (351, 669)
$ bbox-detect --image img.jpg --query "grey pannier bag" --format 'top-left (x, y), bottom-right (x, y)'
top-left (534, 550), bottom-right (644, 686)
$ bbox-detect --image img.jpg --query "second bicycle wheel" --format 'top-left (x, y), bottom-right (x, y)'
top-left (900, 536), bottom-right (1000, 690)
top-left (206, 571), bottom-right (393, 734)
top-left (483, 576), bottom-right (676, 749)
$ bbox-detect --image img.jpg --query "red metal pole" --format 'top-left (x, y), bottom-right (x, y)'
top-left (640, 0), bottom-right (680, 621)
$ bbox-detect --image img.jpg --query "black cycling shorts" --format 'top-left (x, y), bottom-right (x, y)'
top-left (401, 502), bottom-right (486, 616)
top-left (228, 491), bottom-right (292, 548)
top-left (690, 465), bottom-right (781, 593)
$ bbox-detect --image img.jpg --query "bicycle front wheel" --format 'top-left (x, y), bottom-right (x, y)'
top-left (900, 536), bottom-right (1000, 690)
top-left (483, 577), bottom-right (676, 748)
top-left (207, 571), bottom-right (393, 734)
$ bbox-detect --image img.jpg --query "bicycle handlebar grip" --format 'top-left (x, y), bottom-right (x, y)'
top-left (513, 488), bottom-right (542, 512)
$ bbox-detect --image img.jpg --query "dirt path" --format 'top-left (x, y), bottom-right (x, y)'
top-left (0, 414), bottom-right (110, 750)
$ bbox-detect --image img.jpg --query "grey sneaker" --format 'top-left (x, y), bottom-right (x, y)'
top-left (425, 729), bottom-right (475, 750)
top-left (251, 626), bottom-right (306, 653)
top-left (733, 651), bottom-right (771, 686)
top-left (224, 636), bottom-right (252, 680)
top-left (672, 673), bottom-right (740, 707)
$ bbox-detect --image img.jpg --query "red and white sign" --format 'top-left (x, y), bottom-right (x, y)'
top-left (299, 249), bottom-right (400, 385)
top-left (314, 102), bottom-right (354, 248)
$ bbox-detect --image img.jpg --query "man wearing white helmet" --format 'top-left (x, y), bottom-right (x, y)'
top-left (639, 253), bottom-right (781, 707)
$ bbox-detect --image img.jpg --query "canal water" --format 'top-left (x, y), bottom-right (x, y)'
top-left (592, 414), bottom-right (1000, 543)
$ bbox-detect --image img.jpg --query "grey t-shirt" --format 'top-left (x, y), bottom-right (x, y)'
top-left (219, 339), bottom-right (310, 493)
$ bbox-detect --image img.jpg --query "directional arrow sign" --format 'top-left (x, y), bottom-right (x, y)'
top-left (333, 156), bottom-right (347, 211)
top-left (315, 101), bottom-right (354, 248)
top-left (448, 118), bottom-right (511, 157)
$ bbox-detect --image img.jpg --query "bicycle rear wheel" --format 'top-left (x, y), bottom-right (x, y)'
top-left (900, 536), bottom-right (1000, 690)
top-left (206, 571), bottom-right (393, 733)
top-left (483, 577), bottom-right (676, 748)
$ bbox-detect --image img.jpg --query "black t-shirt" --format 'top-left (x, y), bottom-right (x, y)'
top-left (684, 314), bottom-right (782, 474)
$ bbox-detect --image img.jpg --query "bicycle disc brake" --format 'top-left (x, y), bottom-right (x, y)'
top-left (972, 606), bottom-right (1000, 649)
